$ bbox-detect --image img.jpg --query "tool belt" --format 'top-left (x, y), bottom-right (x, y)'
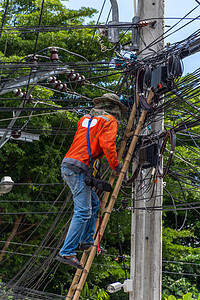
top-left (85, 157), bottom-right (112, 192)
top-left (85, 117), bottom-right (112, 192)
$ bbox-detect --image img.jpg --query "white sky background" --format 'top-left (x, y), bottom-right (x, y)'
top-left (61, 0), bottom-right (200, 75)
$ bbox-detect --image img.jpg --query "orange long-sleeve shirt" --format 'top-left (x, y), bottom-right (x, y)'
top-left (61, 114), bottom-right (120, 173)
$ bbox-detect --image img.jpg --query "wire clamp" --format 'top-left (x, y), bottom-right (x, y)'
top-left (163, 181), bottom-right (166, 187)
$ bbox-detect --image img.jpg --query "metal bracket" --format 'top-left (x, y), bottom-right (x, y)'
top-left (108, 21), bottom-right (119, 44)
top-left (108, 0), bottom-right (119, 43)
top-left (131, 16), bottom-right (140, 50)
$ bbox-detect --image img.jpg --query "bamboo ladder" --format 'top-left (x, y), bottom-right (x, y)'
top-left (66, 90), bottom-right (154, 300)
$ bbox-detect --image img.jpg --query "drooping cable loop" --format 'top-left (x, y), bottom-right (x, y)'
top-left (157, 130), bottom-right (176, 178)
top-left (136, 66), bottom-right (154, 111)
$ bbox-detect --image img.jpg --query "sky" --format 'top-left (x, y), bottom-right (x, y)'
top-left (61, 0), bottom-right (200, 75)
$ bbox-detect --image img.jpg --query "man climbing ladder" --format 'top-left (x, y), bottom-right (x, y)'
top-left (66, 90), bottom-right (154, 300)
top-left (56, 93), bottom-right (127, 269)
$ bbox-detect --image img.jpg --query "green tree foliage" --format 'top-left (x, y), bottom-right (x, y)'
top-left (162, 293), bottom-right (200, 300)
top-left (0, 0), bottom-right (97, 285)
top-left (161, 83), bottom-right (200, 297)
top-left (0, 0), bottom-right (129, 296)
top-left (80, 282), bottom-right (109, 300)
top-left (0, 0), bottom-right (200, 299)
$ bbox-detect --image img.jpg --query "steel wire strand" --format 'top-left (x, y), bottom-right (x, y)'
top-left (2, 214), bottom-right (69, 297)
top-left (85, 0), bottom-right (108, 59)
top-left (0, 186), bottom-right (68, 285)
top-left (0, 199), bottom-right (70, 264)
top-left (132, 178), bottom-right (199, 198)
top-left (175, 137), bottom-right (200, 156)
top-left (1, 17), bottom-right (200, 34)
top-left (174, 174), bottom-right (188, 231)
top-left (1, 7), bottom-right (200, 300)
top-left (5, 184), bottom-right (74, 288)
top-left (143, 26), bottom-right (200, 65)
top-left (0, 284), bottom-right (65, 300)
top-left (158, 81), bottom-right (200, 116)
top-left (23, 211), bottom-right (74, 290)
top-left (0, 0), bottom-right (10, 39)
top-left (139, 5), bottom-right (199, 59)
top-left (4, 113), bottom-right (71, 240)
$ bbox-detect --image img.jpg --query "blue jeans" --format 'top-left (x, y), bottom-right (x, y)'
top-left (60, 166), bottom-right (99, 256)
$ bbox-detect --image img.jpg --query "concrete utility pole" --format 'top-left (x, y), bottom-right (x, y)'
top-left (130, 1), bottom-right (165, 300)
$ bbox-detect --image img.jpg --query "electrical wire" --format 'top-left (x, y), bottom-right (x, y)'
top-left (1, 2), bottom-right (200, 298)
top-left (0, 0), bottom-right (10, 39)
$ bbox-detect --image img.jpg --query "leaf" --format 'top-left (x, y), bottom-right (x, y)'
top-left (168, 296), bottom-right (177, 300)
top-left (183, 293), bottom-right (193, 300)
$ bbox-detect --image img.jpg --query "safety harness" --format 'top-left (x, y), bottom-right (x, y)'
top-left (85, 116), bottom-right (112, 192)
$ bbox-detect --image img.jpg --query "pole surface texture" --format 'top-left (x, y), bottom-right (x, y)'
top-left (130, 1), bottom-right (164, 300)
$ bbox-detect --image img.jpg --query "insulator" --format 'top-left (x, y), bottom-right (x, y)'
top-left (70, 73), bottom-right (76, 80)
top-left (149, 20), bottom-right (157, 29)
top-left (121, 198), bottom-right (128, 209)
top-left (78, 75), bottom-right (85, 85)
top-left (55, 80), bottom-right (61, 88)
top-left (13, 88), bottom-right (21, 97)
top-left (72, 73), bottom-right (80, 81)
top-left (58, 84), bottom-right (63, 90)
top-left (67, 69), bottom-right (75, 78)
top-left (50, 48), bottom-right (59, 62)
top-left (30, 55), bottom-right (38, 70)
top-left (11, 130), bottom-right (21, 139)
top-left (61, 83), bottom-right (67, 92)
top-left (48, 76), bottom-right (57, 83)
top-left (18, 92), bottom-right (24, 98)
top-left (27, 94), bottom-right (33, 103)
top-left (65, 69), bottom-right (70, 75)
top-left (55, 80), bottom-right (63, 90)
top-left (22, 92), bottom-right (27, 99)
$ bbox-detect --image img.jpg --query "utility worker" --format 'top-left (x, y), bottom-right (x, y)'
top-left (56, 93), bottom-right (127, 269)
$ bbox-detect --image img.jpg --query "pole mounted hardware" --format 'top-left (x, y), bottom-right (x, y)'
top-left (131, 16), bottom-right (140, 50)
top-left (107, 279), bottom-right (133, 294)
top-left (0, 66), bottom-right (69, 96)
top-left (139, 143), bottom-right (159, 168)
top-left (108, 0), bottom-right (119, 44)
top-left (0, 129), bottom-right (40, 143)
top-left (107, 0), bottom-right (157, 51)
top-left (0, 176), bottom-right (14, 195)
top-left (180, 38), bottom-right (200, 59)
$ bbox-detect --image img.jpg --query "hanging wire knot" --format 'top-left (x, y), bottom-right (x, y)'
top-left (97, 33), bottom-right (116, 52)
